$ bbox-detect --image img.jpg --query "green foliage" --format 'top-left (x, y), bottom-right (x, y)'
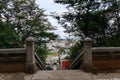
top-left (35, 45), bottom-right (51, 63)
top-left (54, 0), bottom-right (108, 43)
top-left (0, 0), bottom-right (57, 44)
top-left (69, 41), bottom-right (83, 61)
top-left (54, 0), bottom-right (120, 47)
top-left (0, 21), bottom-right (22, 48)
top-left (58, 48), bottom-right (65, 54)
top-left (0, 0), bottom-right (57, 62)
top-left (46, 66), bottom-right (52, 70)
top-left (100, 35), bottom-right (120, 47)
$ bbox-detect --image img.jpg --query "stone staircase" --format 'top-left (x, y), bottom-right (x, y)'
top-left (0, 70), bottom-right (120, 80)
top-left (0, 70), bottom-right (92, 80)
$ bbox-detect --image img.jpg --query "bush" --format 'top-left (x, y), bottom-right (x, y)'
top-left (69, 41), bottom-right (83, 61)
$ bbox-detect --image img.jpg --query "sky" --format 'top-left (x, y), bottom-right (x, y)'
top-left (35, 0), bottom-right (69, 39)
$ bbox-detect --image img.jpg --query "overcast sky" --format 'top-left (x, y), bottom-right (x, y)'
top-left (35, 0), bottom-right (68, 39)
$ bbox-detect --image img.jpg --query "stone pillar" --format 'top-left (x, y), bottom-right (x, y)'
top-left (82, 37), bottom-right (93, 71)
top-left (25, 37), bottom-right (36, 73)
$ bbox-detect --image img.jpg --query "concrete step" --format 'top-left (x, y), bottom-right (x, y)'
top-left (0, 70), bottom-right (120, 80)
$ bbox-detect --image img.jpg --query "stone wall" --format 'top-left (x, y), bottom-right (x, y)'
top-left (0, 37), bottom-right (45, 73)
top-left (82, 37), bottom-right (120, 72)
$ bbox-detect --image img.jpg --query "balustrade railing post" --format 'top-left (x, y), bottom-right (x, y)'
top-left (25, 37), bottom-right (36, 73)
top-left (82, 37), bottom-right (93, 71)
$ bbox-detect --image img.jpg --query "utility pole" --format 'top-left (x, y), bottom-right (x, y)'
top-left (58, 53), bottom-right (61, 70)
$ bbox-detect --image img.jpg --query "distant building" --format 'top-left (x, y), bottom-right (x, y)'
top-left (46, 39), bottom-right (75, 69)
top-left (46, 39), bottom-right (75, 53)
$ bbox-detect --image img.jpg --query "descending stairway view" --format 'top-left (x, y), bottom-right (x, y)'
top-left (0, 37), bottom-right (120, 80)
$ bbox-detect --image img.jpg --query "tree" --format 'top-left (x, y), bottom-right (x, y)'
top-left (54, 0), bottom-right (119, 46)
top-left (105, 0), bottom-right (120, 36)
top-left (0, 0), bottom-right (57, 44)
top-left (0, 20), bottom-right (22, 48)
top-left (0, 0), bottom-right (57, 62)
top-left (95, 0), bottom-right (120, 46)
